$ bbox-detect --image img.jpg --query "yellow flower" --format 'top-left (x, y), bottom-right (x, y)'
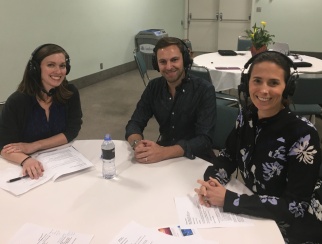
top-left (245, 21), bottom-right (275, 49)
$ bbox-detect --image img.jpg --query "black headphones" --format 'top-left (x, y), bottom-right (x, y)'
top-left (152, 38), bottom-right (192, 72)
top-left (238, 51), bottom-right (298, 98)
top-left (28, 43), bottom-right (71, 81)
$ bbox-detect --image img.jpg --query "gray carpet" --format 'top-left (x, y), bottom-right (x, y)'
top-left (77, 69), bottom-right (322, 146)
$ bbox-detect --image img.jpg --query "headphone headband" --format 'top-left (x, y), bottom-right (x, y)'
top-left (30, 44), bottom-right (53, 61)
top-left (30, 43), bottom-right (70, 64)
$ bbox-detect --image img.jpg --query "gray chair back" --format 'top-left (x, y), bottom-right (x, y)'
top-left (133, 50), bottom-right (150, 86)
top-left (290, 77), bottom-right (322, 121)
top-left (213, 99), bottom-right (239, 150)
top-left (188, 65), bottom-right (212, 82)
top-left (291, 77), bottom-right (322, 104)
top-left (237, 36), bottom-right (252, 51)
top-left (188, 66), bottom-right (239, 107)
top-left (269, 42), bottom-right (289, 55)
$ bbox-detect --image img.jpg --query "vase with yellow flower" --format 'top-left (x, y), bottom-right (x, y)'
top-left (245, 21), bottom-right (275, 56)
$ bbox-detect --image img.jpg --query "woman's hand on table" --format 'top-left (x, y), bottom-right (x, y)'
top-left (3, 142), bottom-right (39, 155)
top-left (195, 177), bottom-right (226, 207)
top-left (22, 157), bottom-right (44, 179)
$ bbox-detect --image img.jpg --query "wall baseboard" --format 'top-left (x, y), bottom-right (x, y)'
top-left (70, 61), bottom-right (137, 89)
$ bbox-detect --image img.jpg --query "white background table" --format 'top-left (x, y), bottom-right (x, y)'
top-left (193, 51), bottom-right (322, 92)
top-left (0, 140), bottom-right (284, 243)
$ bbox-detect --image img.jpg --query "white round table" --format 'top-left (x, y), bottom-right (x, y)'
top-left (193, 51), bottom-right (322, 91)
top-left (0, 140), bottom-right (284, 243)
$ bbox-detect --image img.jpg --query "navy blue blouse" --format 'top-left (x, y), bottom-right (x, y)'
top-left (0, 84), bottom-right (82, 150)
top-left (23, 98), bottom-right (66, 142)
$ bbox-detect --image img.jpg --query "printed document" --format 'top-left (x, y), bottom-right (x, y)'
top-left (0, 146), bottom-right (93, 195)
top-left (8, 223), bottom-right (93, 244)
top-left (175, 194), bottom-right (253, 228)
top-left (110, 221), bottom-right (217, 244)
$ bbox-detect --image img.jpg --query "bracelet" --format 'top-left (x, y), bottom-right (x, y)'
top-left (131, 140), bottom-right (141, 150)
top-left (20, 156), bottom-right (31, 167)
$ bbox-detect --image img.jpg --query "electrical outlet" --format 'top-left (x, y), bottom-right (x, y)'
top-left (256, 7), bottom-right (261, 12)
top-left (100, 63), bottom-right (103, 70)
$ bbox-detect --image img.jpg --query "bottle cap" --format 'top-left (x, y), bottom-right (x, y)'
top-left (104, 134), bottom-right (111, 140)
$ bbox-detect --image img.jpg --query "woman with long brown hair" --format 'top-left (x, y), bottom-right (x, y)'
top-left (0, 44), bottom-right (82, 179)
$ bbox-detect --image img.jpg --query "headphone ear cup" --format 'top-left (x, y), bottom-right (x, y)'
top-left (65, 59), bottom-right (71, 75)
top-left (179, 42), bottom-right (193, 69)
top-left (29, 59), bottom-right (41, 81)
top-left (182, 46), bottom-right (193, 69)
top-left (238, 73), bottom-right (250, 97)
top-left (151, 52), bottom-right (159, 72)
top-left (283, 73), bottom-right (297, 98)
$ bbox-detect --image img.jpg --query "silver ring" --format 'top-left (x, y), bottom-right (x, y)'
top-left (145, 157), bottom-right (148, 162)
top-left (203, 196), bottom-right (209, 202)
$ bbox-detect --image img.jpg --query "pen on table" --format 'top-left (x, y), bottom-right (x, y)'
top-left (7, 175), bottom-right (29, 183)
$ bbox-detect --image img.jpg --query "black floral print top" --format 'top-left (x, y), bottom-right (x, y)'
top-left (204, 105), bottom-right (322, 244)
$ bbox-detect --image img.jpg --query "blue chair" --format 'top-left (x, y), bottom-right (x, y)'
top-left (188, 65), bottom-right (239, 107)
top-left (213, 97), bottom-right (240, 150)
top-left (133, 50), bottom-right (150, 87)
top-left (237, 36), bottom-right (252, 51)
top-left (289, 77), bottom-right (322, 124)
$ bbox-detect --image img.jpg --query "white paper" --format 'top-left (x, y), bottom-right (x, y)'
top-left (0, 167), bottom-right (55, 195)
top-left (8, 223), bottom-right (93, 244)
top-left (0, 146), bottom-right (93, 195)
top-left (110, 221), bottom-right (217, 244)
top-left (36, 147), bottom-right (93, 181)
top-left (175, 194), bottom-right (253, 228)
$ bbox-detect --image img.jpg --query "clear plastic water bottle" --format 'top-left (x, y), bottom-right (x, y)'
top-left (101, 134), bottom-right (116, 179)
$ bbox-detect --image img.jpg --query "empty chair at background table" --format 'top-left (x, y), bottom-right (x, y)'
top-left (289, 77), bottom-right (322, 124)
top-left (133, 49), bottom-right (150, 87)
top-left (237, 36), bottom-right (252, 51)
top-left (269, 42), bottom-right (290, 55)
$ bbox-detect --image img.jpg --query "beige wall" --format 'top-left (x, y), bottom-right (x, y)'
top-left (0, 0), bottom-right (184, 101)
top-left (251, 0), bottom-right (322, 52)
